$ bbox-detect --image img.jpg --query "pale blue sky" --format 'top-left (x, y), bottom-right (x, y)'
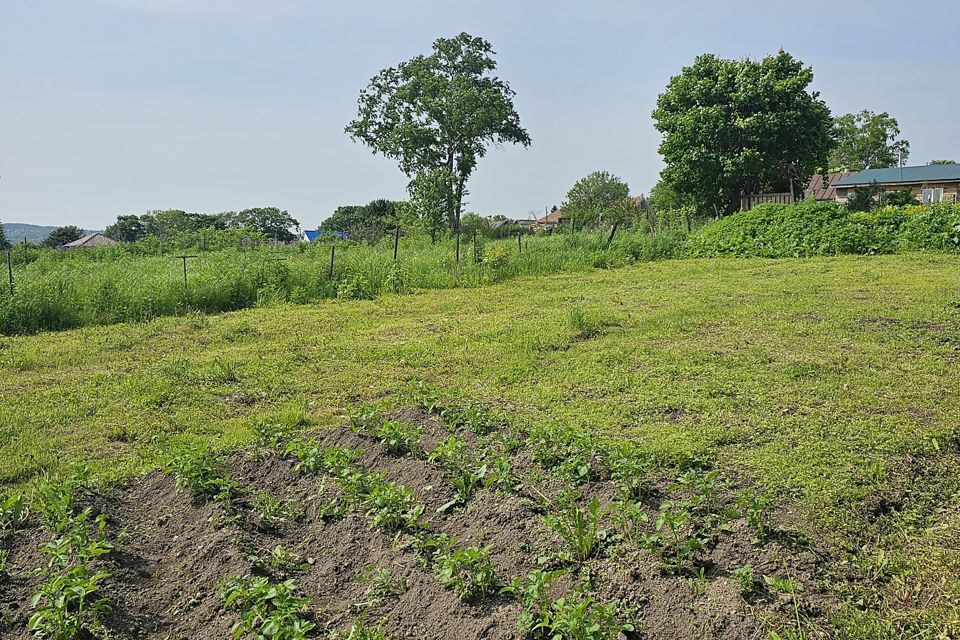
top-left (2, 0), bottom-right (958, 229)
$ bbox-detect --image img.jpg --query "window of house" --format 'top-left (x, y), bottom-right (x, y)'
top-left (922, 188), bottom-right (944, 205)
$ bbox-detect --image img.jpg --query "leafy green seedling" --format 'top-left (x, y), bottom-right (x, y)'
top-left (373, 420), bottom-right (423, 457)
top-left (543, 496), bottom-right (602, 564)
top-left (164, 447), bottom-right (239, 503)
top-left (222, 576), bottom-right (315, 640)
top-left (611, 499), bottom-right (648, 547)
top-left (0, 494), bottom-right (26, 540)
top-left (737, 489), bottom-right (772, 545)
top-left (433, 544), bottom-right (499, 602)
top-left (354, 566), bottom-right (408, 610)
top-left (362, 479), bottom-right (424, 533)
top-left (252, 492), bottom-right (294, 527)
top-left (733, 564), bottom-right (755, 597)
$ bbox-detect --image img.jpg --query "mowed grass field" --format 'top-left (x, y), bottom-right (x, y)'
top-left (2, 253), bottom-right (959, 636)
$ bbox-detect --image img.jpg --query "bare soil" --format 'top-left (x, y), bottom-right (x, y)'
top-left (0, 408), bottom-right (833, 640)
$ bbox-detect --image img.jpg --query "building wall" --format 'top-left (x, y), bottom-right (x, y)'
top-left (834, 181), bottom-right (960, 204)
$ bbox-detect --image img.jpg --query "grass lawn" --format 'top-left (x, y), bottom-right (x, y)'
top-left (2, 253), bottom-right (959, 636)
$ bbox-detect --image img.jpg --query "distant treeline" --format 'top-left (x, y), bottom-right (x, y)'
top-left (103, 207), bottom-right (300, 243)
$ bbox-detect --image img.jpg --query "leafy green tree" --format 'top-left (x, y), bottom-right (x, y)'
top-left (41, 225), bottom-right (86, 248)
top-left (563, 171), bottom-right (630, 228)
top-left (319, 200), bottom-right (402, 244)
top-left (104, 215), bottom-right (147, 243)
top-left (647, 179), bottom-right (688, 212)
top-left (653, 51), bottom-right (833, 216)
top-left (346, 32), bottom-right (531, 237)
top-left (846, 182), bottom-right (882, 212)
top-left (830, 110), bottom-right (910, 171)
top-left (142, 210), bottom-right (206, 239)
top-left (407, 168), bottom-right (455, 242)
top-left (228, 207), bottom-right (299, 242)
top-left (929, 159), bottom-right (957, 165)
top-left (459, 212), bottom-right (491, 238)
top-left (0, 220), bottom-right (9, 250)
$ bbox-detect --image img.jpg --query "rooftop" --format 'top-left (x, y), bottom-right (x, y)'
top-left (834, 164), bottom-right (960, 187)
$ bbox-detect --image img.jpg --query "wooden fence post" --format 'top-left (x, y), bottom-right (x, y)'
top-left (175, 255), bottom-right (198, 291)
top-left (393, 227), bottom-right (400, 261)
top-left (606, 222), bottom-right (619, 249)
top-left (517, 231), bottom-right (522, 253)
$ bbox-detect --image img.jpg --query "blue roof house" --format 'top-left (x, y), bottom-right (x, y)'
top-left (301, 229), bottom-right (347, 242)
top-left (832, 164), bottom-right (960, 205)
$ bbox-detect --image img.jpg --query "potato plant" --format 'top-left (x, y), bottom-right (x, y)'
top-left (372, 420), bottom-right (423, 457)
top-left (429, 435), bottom-right (484, 508)
top-left (432, 544), bottom-right (500, 603)
top-left (29, 483), bottom-right (115, 640)
top-left (221, 576), bottom-right (315, 640)
top-left (505, 570), bottom-right (633, 640)
top-left (164, 447), bottom-right (239, 504)
top-left (737, 489), bottom-right (772, 545)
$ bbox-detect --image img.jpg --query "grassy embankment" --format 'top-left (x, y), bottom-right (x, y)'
top-left (1, 253), bottom-right (959, 636)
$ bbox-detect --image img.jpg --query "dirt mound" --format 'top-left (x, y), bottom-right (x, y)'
top-left (0, 408), bottom-right (832, 639)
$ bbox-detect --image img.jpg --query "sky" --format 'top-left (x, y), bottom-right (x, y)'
top-left (1, 0), bottom-right (959, 230)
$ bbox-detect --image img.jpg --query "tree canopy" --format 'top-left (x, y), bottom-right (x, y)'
top-left (41, 225), bottom-right (86, 248)
top-left (227, 207), bottom-right (300, 242)
top-left (346, 32), bottom-right (530, 232)
top-left (102, 207), bottom-right (299, 244)
top-left (829, 110), bottom-right (910, 171)
top-left (104, 215), bottom-right (147, 243)
top-left (652, 51), bottom-right (833, 216)
top-left (0, 220), bottom-right (9, 250)
top-left (320, 200), bottom-right (404, 244)
top-left (563, 171), bottom-right (631, 228)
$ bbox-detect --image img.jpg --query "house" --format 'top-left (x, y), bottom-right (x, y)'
top-left (60, 233), bottom-right (118, 249)
top-left (534, 209), bottom-right (566, 231)
top-left (832, 165), bottom-right (960, 205)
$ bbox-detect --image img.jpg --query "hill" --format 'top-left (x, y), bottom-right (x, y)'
top-left (2, 223), bottom-right (59, 244)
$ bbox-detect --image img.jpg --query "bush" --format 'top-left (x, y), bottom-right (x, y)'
top-left (689, 200), bottom-right (960, 258)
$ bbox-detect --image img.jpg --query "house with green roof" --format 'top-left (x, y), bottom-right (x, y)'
top-left (832, 164), bottom-right (960, 205)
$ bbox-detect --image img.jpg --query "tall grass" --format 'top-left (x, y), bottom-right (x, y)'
top-left (0, 229), bottom-right (684, 335)
top-left (3, 200), bottom-right (958, 336)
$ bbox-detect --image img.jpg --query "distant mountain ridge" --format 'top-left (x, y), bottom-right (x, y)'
top-left (2, 223), bottom-right (98, 244)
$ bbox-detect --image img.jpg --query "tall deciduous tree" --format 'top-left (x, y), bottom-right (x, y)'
top-left (563, 171), bottom-right (631, 228)
top-left (0, 220), bottom-right (9, 250)
top-left (830, 110), bottom-right (910, 171)
top-left (653, 51), bottom-right (833, 216)
top-left (104, 215), bottom-right (147, 243)
top-left (41, 225), bottom-right (86, 248)
top-left (346, 32), bottom-right (531, 240)
top-left (228, 207), bottom-right (300, 242)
